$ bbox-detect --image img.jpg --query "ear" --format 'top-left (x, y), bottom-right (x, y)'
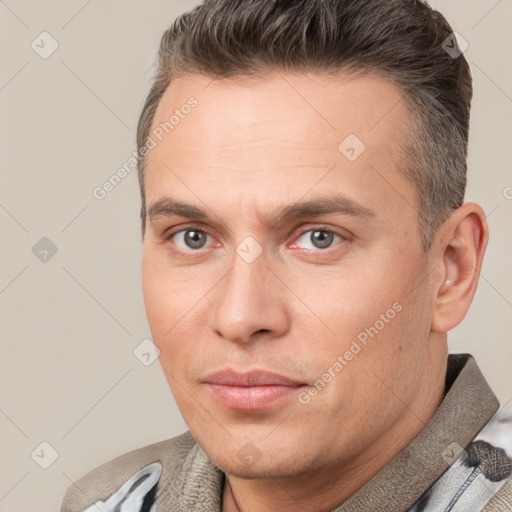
top-left (431, 202), bottom-right (489, 333)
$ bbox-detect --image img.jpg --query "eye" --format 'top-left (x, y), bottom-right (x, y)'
top-left (169, 228), bottom-right (214, 251)
top-left (293, 228), bottom-right (347, 250)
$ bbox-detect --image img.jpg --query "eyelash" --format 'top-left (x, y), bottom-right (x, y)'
top-left (164, 224), bottom-right (350, 254)
top-left (164, 225), bottom-right (216, 246)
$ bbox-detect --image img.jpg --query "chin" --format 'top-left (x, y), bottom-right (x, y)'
top-left (204, 440), bottom-right (321, 481)
top-left (215, 458), bottom-right (302, 480)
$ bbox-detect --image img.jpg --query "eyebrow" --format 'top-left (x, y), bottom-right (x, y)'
top-left (147, 194), bottom-right (376, 226)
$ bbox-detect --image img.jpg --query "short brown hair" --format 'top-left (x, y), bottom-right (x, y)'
top-left (136, 0), bottom-right (472, 249)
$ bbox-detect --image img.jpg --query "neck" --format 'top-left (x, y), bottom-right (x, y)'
top-left (222, 335), bottom-right (448, 512)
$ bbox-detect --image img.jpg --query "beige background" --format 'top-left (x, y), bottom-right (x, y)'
top-left (0, 1), bottom-right (510, 510)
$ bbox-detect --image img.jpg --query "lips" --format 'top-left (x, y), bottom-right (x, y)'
top-left (202, 369), bottom-right (306, 411)
top-left (203, 369), bottom-right (304, 386)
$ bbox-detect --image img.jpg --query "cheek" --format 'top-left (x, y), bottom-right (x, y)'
top-left (298, 255), bottom-right (427, 371)
top-left (142, 252), bottom-right (209, 373)
top-left (142, 257), bottom-right (165, 331)
top-left (292, 265), bottom-right (403, 341)
top-left (142, 252), bottom-right (183, 346)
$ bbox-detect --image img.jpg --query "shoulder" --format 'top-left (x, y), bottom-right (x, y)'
top-left (61, 430), bottom-right (196, 512)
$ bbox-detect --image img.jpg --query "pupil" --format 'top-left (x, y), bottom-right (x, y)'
top-left (312, 230), bottom-right (333, 249)
top-left (186, 230), bottom-right (205, 248)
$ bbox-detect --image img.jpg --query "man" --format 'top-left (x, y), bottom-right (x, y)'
top-left (61, 0), bottom-right (512, 510)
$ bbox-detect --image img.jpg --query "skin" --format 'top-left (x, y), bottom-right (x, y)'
top-left (141, 71), bottom-right (488, 512)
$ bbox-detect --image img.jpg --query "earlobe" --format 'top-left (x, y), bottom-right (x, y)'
top-left (431, 203), bottom-right (488, 333)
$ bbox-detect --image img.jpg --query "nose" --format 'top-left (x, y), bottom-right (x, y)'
top-left (209, 245), bottom-right (290, 344)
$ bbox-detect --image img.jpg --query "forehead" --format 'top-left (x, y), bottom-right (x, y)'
top-left (149, 70), bottom-right (409, 156)
top-left (144, 71), bottom-right (416, 225)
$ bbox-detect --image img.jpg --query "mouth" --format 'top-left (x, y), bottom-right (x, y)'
top-left (202, 369), bottom-right (307, 411)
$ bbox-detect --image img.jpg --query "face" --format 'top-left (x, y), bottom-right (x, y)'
top-left (141, 71), bottom-right (438, 479)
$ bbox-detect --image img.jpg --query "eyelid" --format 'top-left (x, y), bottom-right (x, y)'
top-left (164, 223), bottom-right (215, 241)
top-left (290, 224), bottom-right (351, 246)
top-left (162, 221), bottom-right (217, 246)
